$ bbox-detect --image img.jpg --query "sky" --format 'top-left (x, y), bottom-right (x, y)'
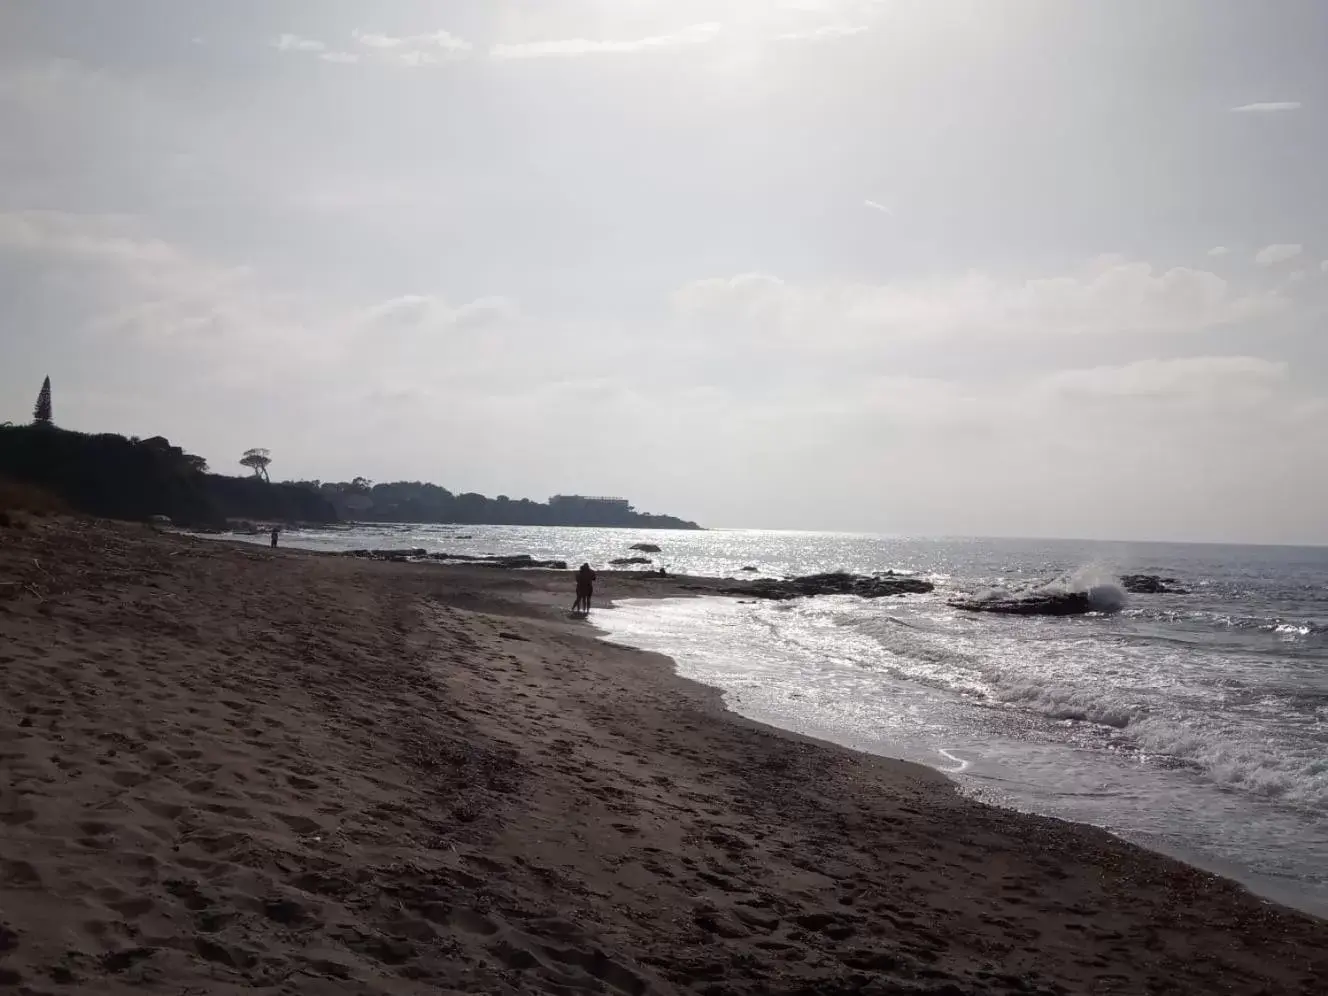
top-left (2, 0), bottom-right (1328, 542)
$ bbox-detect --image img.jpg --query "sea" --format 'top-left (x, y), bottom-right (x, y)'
top-left (227, 523), bottom-right (1328, 918)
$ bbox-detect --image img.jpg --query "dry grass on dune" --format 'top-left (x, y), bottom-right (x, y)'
top-left (0, 479), bottom-right (67, 528)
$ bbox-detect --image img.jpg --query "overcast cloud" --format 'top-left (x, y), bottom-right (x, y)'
top-left (3, 0), bottom-right (1328, 542)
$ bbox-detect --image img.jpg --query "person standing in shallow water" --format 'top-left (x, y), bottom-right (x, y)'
top-left (574, 563), bottom-right (596, 614)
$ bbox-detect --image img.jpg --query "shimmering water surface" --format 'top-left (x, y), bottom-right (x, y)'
top-left (233, 524), bottom-right (1328, 916)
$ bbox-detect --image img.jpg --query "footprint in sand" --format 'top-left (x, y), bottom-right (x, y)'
top-left (275, 813), bottom-right (323, 835)
top-left (1, 861), bottom-right (42, 888)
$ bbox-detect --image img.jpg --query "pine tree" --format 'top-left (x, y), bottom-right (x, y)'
top-left (32, 376), bottom-right (52, 426)
top-left (240, 447), bottom-right (272, 482)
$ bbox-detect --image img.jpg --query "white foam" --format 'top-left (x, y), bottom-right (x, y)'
top-left (990, 680), bottom-right (1137, 729)
top-left (597, 588), bottom-right (1328, 915)
top-left (936, 748), bottom-right (971, 773)
top-left (1131, 716), bottom-right (1328, 810)
top-left (965, 564), bottom-right (1128, 614)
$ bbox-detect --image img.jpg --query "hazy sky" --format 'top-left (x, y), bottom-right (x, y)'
top-left (3, 1), bottom-right (1327, 542)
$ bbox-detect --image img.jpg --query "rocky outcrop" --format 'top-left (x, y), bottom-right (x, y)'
top-left (630, 543), bottom-right (662, 553)
top-left (950, 584), bottom-right (1124, 617)
top-left (433, 553), bottom-right (570, 570)
top-left (1120, 574), bottom-right (1189, 594)
top-left (610, 556), bottom-right (653, 566)
top-left (704, 572), bottom-right (933, 601)
top-left (951, 592), bottom-right (1096, 616)
top-left (343, 549), bottom-right (569, 570)
top-left (344, 548), bottom-right (427, 561)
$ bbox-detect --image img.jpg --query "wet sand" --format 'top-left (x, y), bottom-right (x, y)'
top-left (1, 518), bottom-right (1325, 994)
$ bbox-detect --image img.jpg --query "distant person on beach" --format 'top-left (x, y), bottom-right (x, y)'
top-left (574, 563), bottom-right (596, 614)
top-left (270, 527), bottom-right (279, 549)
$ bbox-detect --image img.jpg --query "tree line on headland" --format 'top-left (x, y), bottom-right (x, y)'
top-left (292, 479), bottom-right (698, 529)
top-left (0, 424), bottom-right (334, 527)
top-left (0, 378), bottom-right (699, 530)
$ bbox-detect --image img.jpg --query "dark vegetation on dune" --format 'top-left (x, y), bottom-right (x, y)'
top-left (0, 425), bottom-right (699, 531)
top-left (297, 479), bottom-right (701, 530)
top-left (0, 425), bottom-right (335, 528)
top-left (2, 378), bottom-right (701, 530)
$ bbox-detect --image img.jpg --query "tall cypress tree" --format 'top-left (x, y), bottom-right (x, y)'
top-left (32, 376), bottom-right (52, 426)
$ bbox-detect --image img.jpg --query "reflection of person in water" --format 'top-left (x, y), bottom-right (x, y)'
top-left (574, 563), bottom-right (597, 614)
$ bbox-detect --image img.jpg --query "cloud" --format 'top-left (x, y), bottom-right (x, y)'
top-left (271, 29), bottom-right (471, 67)
top-left (674, 258), bottom-right (1285, 345)
top-left (0, 210), bottom-right (185, 268)
top-left (633, 352), bottom-right (1324, 540)
top-left (359, 294), bottom-right (520, 332)
top-left (1230, 101), bottom-right (1302, 113)
top-left (1254, 243), bottom-right (1302, 266)
top-left (1207, 246), bottom-right (1230, 256)
top-left (1038, 356), bottom-right (1287, 406)
top-left (491, 23), bottom-right (722, 59)
top-left (863, 199), bottom-right (892, 215)
top-left (352, 30), bottom-right (472, 54)
top-left (0, 211), bottom-right (529, 406)
top-left (394, 51), bottom-right (443, 67)
top-left (776, 24), bottom-right (869, 42)
top-left (273, 34), bottom-right (326, 53)
top-left (0, 211), bottom-right (312, 394)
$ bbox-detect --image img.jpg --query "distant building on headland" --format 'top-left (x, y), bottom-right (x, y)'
top-left (545, 494), bottom-right (693, 529)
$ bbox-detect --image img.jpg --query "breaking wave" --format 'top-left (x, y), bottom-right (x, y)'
top-left (1130, 717), bottom-right (1328, 810)
top-left (963, 563), bottom-right (1128, 614)
top-left (990, 680), bottom-right (1136, 728)
top-left (977, 677), bottom-right (1328, 810)
top-left (828, 571), bottom-right (1328, 813)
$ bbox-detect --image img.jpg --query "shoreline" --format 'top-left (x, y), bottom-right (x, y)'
top-left (2, 519), bottom-right (1325, 994)
top-left (594, 592), bottom-right (1328, 921)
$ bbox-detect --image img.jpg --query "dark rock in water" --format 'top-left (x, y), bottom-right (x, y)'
top-left (950, 585), bottom-right (1124, 616)
top-left (951, 592), bottom-right (1092, 616)
top-left (610, 556), bottom-right (653, 566)
top-left (1120, 574), bottom-right (1189, 595)
top-left (343, 549), bottom-right (568, 570)
top-left (739, 565), bottom-right (759, 572)
top-left (630, 543), bottom-right (662, 553)
top-left (427, 552), bottom-right (569, 570)
top-left (722, 571), bottom-right (933, 601)
top-left (343, 547), bottom-right (427, 562)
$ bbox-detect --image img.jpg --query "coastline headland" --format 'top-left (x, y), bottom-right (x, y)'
top-left (0, 424), bottom-right (700, 530)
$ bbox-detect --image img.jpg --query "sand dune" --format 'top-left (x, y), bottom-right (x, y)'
top-left (0, 518), bottom-right (1324, 994)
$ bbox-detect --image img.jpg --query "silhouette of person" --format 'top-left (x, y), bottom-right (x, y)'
top-left (270, 527), bottom-right (279, 549)
top-left (574, 563), bottom-right (596, 614)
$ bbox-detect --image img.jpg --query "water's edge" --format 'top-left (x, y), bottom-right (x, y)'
top-left (594, 597), bottom-right (1324, 921)
top-left (210, 524), bottom-right (1328, 920)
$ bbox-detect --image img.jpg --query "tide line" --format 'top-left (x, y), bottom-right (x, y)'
top-left (936, 748), bottom-right (971, 773)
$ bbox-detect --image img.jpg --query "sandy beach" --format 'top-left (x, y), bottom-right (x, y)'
top-left (1, 518), bottom-right (1325, 995)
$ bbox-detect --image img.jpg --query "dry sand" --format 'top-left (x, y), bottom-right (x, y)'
top-left (1, 518), bottom-right (1325, 995)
